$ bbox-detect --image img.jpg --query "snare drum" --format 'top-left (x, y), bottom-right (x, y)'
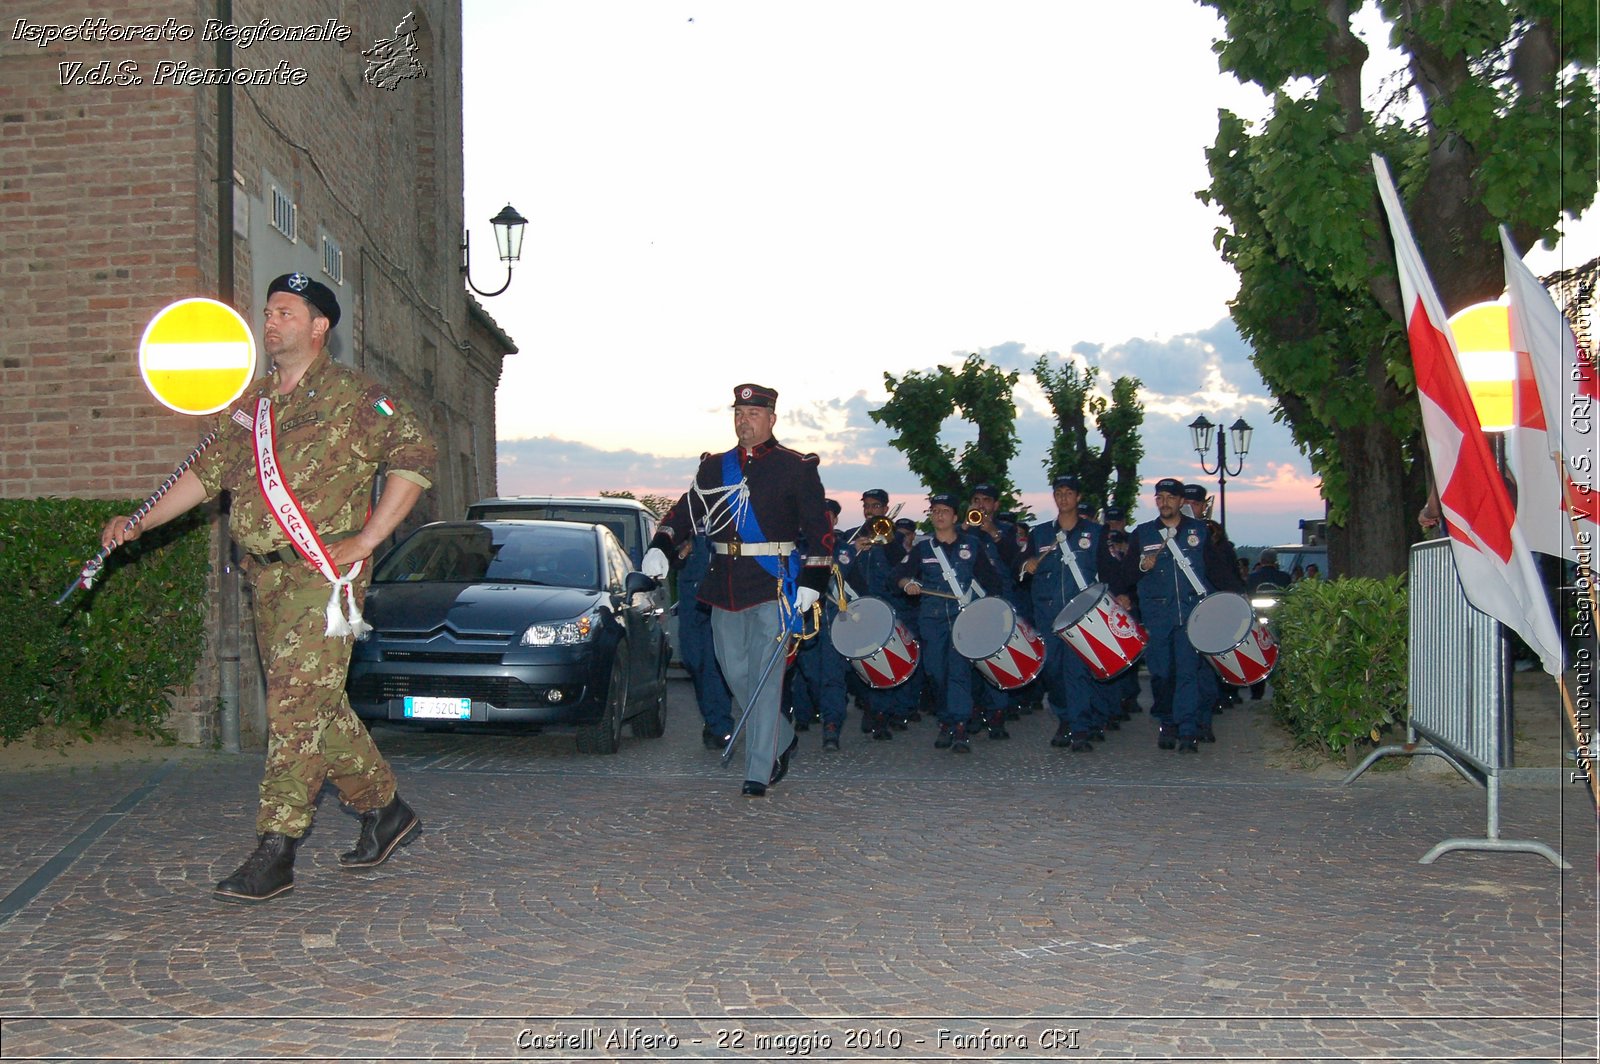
top-left (951, 596), bottom-right (1045, 690)
top-left (829, 596), bottom-right (920, 689)
top-left (1051, 582), bottom-right (1148, 679)
top-left (1185, 591), bottom-right (1278, 686)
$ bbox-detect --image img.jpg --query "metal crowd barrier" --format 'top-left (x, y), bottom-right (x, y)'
top-left (1344, 538), bottom-right (1568, 869)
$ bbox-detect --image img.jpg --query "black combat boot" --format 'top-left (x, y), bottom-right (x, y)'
top-left (339, 794), bottom-right (420, 869)
top-left (214, 833), bottom-right (298, 903)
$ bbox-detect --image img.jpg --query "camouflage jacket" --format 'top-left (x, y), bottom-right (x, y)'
top-left (192, 354), bottom-right (436, 555)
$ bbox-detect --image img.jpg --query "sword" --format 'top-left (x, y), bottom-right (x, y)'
top-left (56, 430), bottom-right (219, 606)
top-left (720, 631), bottom-right (793, 767)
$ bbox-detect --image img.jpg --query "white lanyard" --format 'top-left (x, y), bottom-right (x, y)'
top-left (253, 397), bottom-right (370, 638)
top-left (1053, 528), bottom-right (1090, 594)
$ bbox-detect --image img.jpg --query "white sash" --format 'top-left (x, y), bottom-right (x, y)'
top-left (1159, 525), bottom-right (1209, 597)
top-left (253, 397), bottom-right (370, 638)
top-left (933, 538), bottom-right (984, 606)
top-left (1053, 528), bottom-right (1090, 595)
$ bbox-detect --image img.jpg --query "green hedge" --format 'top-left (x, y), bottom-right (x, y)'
top-left (0, 499), bottom-right (210, 744)
top-left (1268, 575), bottom-right (1409, 756)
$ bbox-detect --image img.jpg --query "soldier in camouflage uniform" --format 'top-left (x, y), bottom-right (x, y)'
top-left (100, 272), bottom-right (436, 903)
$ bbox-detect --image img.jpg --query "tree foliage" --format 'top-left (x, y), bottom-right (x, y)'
top-left (1198, 0), bottom-right (1597, 577)
top-left (1033, 357), bottom-right (1146, 520)
top-left (869, 354), bottom-right (1021, 509)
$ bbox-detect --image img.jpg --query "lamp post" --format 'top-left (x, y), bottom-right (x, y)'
top-left (461, 203), bottom-right (528, 297)
top-left (1188, 414), bottom-right (1252, 532)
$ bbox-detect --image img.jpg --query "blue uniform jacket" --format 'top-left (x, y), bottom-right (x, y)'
top-left (1019, 517), bottom-right (1118, 631)
top-left (891, 531), bottom-right (1003, 626)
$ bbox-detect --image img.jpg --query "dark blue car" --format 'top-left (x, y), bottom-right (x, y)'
top-left (347, 520), bottom-right (669, 754)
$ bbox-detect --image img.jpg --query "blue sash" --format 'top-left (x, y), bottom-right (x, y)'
top-left (721, 449), bottom-right (802, 627)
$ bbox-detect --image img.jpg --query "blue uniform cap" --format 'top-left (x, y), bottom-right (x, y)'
top-left (929, 492), bottom-right (960, 511)
top-left (861, 488), bottom-right (889, 504)
top-left (1052, 474), bottom-right (1081, 492)
top-left (1154, 477), bottom-right (1185, 496)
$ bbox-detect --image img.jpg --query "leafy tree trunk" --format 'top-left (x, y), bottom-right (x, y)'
top-left (1327, 420), bottom-right (1422, 580)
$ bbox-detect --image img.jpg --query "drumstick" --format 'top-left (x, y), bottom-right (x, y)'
top-left (909, 585), bottom-right (964, 602)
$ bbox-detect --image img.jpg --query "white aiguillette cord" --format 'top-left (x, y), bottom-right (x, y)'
top-left (252, 397), bottom-right (370, 638)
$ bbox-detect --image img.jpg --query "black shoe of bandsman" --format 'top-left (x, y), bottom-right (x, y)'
top-left (340, 794), bottom-right (420, 870)
top-left (702, 726), bottom-right (731, 751)
top-left (1070, 737), bottom-right (1095, 752)
top-left (742, 780), bottom-right (767, 797)
top-left (1157, 725), bottom-right (1177, 750)
top-left (934, 724), bottom-right (954, 749)
top-left (1178, 738), bottom-right (1200, 753)
top-left (1050, 722), bottom-right (1072, 748)
top-left (214, 833), bottom-right (298, 903)
top-left (769, 736), bottom-right (799, 786)
top-left (951, 723), bottom-right (971, 754)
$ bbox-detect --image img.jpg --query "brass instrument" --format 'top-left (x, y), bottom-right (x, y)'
top-left (966, 508), bottom-right (985, 526)
top-left (862, 502), bottom-right (905, 545)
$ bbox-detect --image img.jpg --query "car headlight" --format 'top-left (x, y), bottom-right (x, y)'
top-left (520, 612), bottom-right (598, 646)
top-left (1251, 597), bottom-right (1278, 610)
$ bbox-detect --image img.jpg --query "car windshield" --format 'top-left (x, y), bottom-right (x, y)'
top-left (374, 524), bottom-right (600, 590)
top-left (466, 502), bottom-right (640, 561)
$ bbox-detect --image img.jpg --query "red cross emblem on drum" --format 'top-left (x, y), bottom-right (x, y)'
top-left (1052, 583), bottom-right (1148, 679)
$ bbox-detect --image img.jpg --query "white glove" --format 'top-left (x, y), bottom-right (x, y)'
top-left (794, 586), bottom-right (820, 612)
top-left (641, 547), bottom-right (669, 580)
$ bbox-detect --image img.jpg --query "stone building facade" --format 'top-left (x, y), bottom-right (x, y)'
top-left (0, 1), bottom-right (515, 745)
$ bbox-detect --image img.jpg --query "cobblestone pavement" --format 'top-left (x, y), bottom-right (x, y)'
top-left (0, 677), bottom-right (1594, 1062)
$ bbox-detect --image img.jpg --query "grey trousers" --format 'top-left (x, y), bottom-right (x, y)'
top-left (711, 600), bottom-right (795, 786)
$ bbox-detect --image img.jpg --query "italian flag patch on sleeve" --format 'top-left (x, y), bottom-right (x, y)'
top-left (374, 396), bottom-right (395, 416)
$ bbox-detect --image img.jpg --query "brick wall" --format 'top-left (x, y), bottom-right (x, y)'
top-left (0, 1), bottom-right (512, 745)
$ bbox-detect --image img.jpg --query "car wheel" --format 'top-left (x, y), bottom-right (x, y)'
top-left (630, 650), bottom-right (668, 739)
top-left (576, 648), bottom-right (627, 755)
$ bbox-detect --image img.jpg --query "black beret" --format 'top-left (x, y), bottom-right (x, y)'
top-left (268, 272), bottom-right (340, 329)
top-left (731, 383), bottom-right (778, 408)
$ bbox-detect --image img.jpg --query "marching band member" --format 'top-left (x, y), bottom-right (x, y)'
top-left (1184, 482), bottom-right (1246, 732)
top-left (1113, 479), bottom-right (1242, 754)
top-left (964, 483), bottom-right (1022, 738)
top-left (1018, 474), bottom-right (1120, 751)
top-left (788, 499), bottom-right (849, 750)
top-left (644, 383), bottom-right (832, 797)
top-left (893, 494), bottom-right (1002, 753)
top-left (837, 489), bottom-right (914, 739)
top-left (657, 497), bottom-right (736, 751)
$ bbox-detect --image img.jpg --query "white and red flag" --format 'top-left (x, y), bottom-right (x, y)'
top-left (1499, 226), bottom-right (1600, 558)
top-left (1372, 155), bottom-right (1563, 676)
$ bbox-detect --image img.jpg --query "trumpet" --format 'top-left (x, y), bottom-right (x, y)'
top-left (966, 508), bottom-right (985, 526)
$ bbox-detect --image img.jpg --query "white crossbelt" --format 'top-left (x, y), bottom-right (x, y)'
top-left (1054, 529), bottom-right (1090, 595)
top-left (711, 540), bottom-right (796, 556)
top-left (933, 540), bottom-right (984, 606)
top-left (1161, 526), bottom-right (1209, 596)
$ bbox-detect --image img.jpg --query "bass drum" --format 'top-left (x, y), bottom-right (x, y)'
top-left (830, 596), bottom-right (920, 689)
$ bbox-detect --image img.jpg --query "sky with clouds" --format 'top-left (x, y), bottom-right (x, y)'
top-left (462, 1), bottom-right (1594, 549)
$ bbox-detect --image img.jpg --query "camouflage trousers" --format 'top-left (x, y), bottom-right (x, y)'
top-left (249, 558), bottom-right (395, 837)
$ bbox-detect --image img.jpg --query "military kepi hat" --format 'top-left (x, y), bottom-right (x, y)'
top-left (1154, 477), bottom-right (1185, 496)
top-left (731, 383), bottom-right (778, 408)
top-left (268, 272), bottom-right (340, 329)
top-left (1182, 483), bottom-right (1209, 502)
top-left (862, 488), bottom-right (889, 504)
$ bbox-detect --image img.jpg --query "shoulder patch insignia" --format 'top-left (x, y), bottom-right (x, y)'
top-left (373, 396), bottom-right (396, 417)
top-left (231, 408), bottom-right (255, 431)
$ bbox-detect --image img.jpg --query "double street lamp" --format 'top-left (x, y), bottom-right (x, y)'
top-left (1188, 414), bottom-right (1253, 532)
top-left (461, 203), bottom-right (529, 298)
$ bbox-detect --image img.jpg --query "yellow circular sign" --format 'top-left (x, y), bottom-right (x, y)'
top-left (138, 298), bottom-right (257, 415)
top-left (1448, 301), bottom-right (1513, 432)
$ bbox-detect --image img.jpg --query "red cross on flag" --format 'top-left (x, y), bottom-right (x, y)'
top-left (1372, 155), bottom-right (1563, 676)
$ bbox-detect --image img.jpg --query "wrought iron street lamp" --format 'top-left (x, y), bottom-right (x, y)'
top-left (461, 203), bottom-right (528, 297)
top-left (1189, 414), bottom-right (1253, 532)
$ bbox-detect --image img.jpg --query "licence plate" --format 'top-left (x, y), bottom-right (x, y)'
top-left (404, 696), bottom-right (472, 720)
